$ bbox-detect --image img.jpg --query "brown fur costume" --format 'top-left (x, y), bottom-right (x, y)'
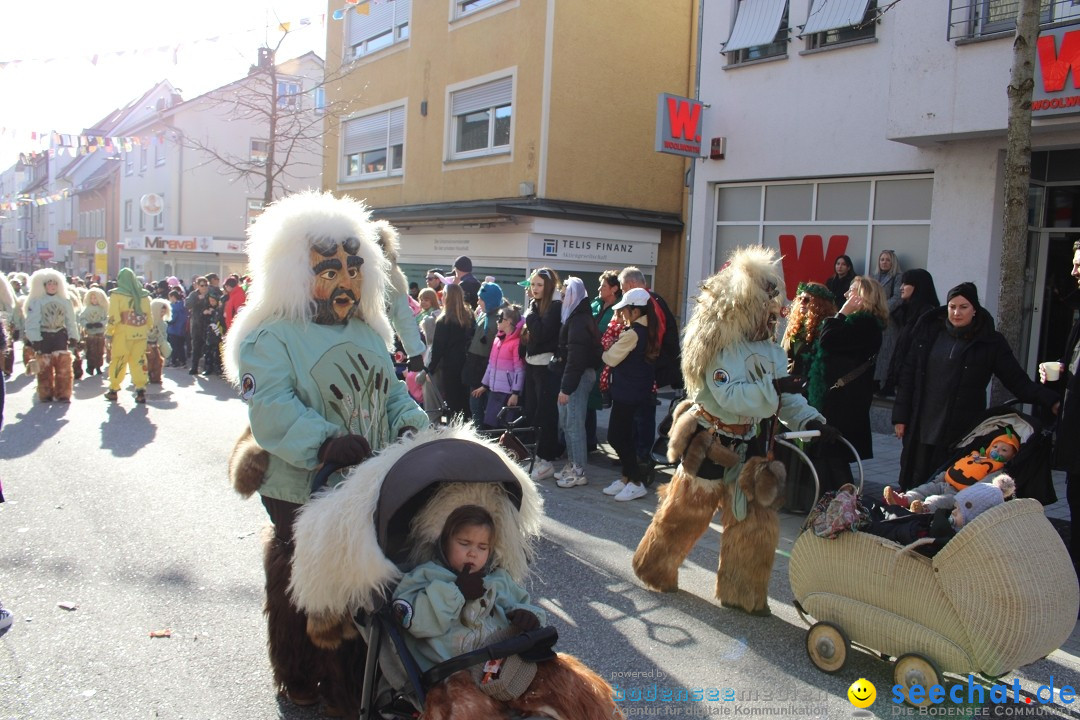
top-left (146, 343), bottom-right (164, 383)
top-left (84, 335), bottom-right (105, 374)
top-left (228, 426), bottom-right (270, 498)
top-left (632, 247), bottom-right (807, 616)
top-left (34, 350), bottom-right (74, 402)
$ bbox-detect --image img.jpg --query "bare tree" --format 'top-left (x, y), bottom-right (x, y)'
top-left (178, 31), bottom-right (361, 206)
top-left (994, 0), bottom-right (1041, 401)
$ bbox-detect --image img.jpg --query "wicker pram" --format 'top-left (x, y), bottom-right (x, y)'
top-left (790, 497), bottom-right (1078, 705)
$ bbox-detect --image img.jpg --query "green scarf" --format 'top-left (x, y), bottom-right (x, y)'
top-left (113, 268), bottom-right (150, 312)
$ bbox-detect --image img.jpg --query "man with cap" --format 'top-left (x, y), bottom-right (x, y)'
top-left (453, 256), bottom-right (481, 310)
top-left (892, 281), bottom-right (1058, 489)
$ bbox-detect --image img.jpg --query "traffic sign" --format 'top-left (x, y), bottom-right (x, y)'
top-left (38, 249), bottom-right (54, 261)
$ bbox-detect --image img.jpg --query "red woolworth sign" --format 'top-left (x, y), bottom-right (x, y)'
top-left (655, 93), bottom-right (705, 158)
top-left (777, 234), bottom-right (850, 299)
top-left (1032, 26), bottom-right (1080, 117)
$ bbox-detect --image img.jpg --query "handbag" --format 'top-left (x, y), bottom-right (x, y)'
top-left (498, 430), bottom-right (532, 465)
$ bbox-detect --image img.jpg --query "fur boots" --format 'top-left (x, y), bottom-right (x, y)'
top-left (146, 343), bottom-right (164, 384)
top-left (85, 335), bottom-right (105, 375)
top-left (34, 350), bottom-right (74, 402)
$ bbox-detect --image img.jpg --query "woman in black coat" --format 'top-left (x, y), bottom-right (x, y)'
top-left (880, 268), bottom-right (939, 397)
top-left (892, 282), bottom-right (1059, 490)
top-left (427, 284), bottom-right (473, 420)
top-left (825, 255), bottom-right (855, 303)
top-left (521, 268), bottom-right (563, 480)
top-left (809, 276), bottom-right (887, 491)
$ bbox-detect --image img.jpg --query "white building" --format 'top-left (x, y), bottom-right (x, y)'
top-left (689, 0), bottom-right (1080, 369)
top-left (117, 52), bottom-right (324, 283)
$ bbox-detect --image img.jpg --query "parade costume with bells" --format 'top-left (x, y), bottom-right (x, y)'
top-left (632, 247), bottom-right (829, 615)
top-left (24, 269), bottom-right (80, 403)
top-left (106, 268), bottom-right (152, 402)
top-left (223, 191), bottom-right (429, 715)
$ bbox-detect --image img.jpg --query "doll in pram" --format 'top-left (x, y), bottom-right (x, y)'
top-left (288, 423), bottom-right (621, 719)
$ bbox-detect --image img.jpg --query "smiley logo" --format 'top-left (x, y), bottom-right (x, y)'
top-left (847, 678), bottom-right (876, 708)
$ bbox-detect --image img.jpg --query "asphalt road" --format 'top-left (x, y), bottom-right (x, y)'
top-left (1, 365), bottom-right (1077, 719)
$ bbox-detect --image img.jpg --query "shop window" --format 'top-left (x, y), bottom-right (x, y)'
top-left (716, 185), bottom-right (762, 222)
top-left (816, 182), bottom-right (871, 221)
top-left (764, 184), bottom-right (813, 221)
top-left (346, 0), bottom-right (410, 59)
top-left (873, 178), bottom-right (933, 221)
top-left (342, 105), bottom-right (405, 180)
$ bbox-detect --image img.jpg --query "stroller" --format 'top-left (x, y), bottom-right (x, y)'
top-left (786, 413), bottom-right (1078, 707)
top-left (289, 424), bottom-right (604, 719)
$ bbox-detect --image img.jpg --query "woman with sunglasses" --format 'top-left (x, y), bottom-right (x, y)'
top-left (521, 267), bottom-right (564, 481)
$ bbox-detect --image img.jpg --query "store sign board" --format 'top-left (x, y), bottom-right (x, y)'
top-left (124, 235), bottom-right (244, 254)
top-left (655, 92), bottom-right (705, 158)
top-left (532, 235), bottom-right (657, 266)
top-left (1032, 26), bottom-right (1080, 117)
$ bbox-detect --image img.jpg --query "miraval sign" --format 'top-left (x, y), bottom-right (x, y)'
top-left (1032, 26), bottom-right (1080, 117)
top-left (126, 235), bottom-right (225, 253)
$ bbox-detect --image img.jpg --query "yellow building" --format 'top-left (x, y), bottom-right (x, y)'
top-left (324, 0), bottom-right (695, 310)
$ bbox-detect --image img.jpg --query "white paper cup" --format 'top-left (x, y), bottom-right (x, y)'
top-left (1040, 361), bottom-right (1062, 382)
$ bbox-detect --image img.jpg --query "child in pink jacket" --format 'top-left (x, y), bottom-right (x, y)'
top-left (479, 305), bottom-right (524, 428)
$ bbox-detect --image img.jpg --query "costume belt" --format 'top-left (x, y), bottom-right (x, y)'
top-left (694, 405), bottom-right (752, 439)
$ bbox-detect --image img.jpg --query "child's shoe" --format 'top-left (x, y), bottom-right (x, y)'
top-left (104, 389), bottom-right (118, 401)
top-left (883, 486), bottom-right (910, 508)
top-left (909, 499), bottom-right (926, 513)
top-left (135, 389), bottom-right (147, 404)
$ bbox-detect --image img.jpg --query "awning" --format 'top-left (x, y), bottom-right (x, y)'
top-left (722, 0), bottom-right (788, 52)
top-left (801, 0), bottom-right (872, 35)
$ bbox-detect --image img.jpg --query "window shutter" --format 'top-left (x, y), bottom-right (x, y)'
top-left (347, 2), bottom-right (395, 46)
top-left (722, 0), bottom-right (788, 52)
top-left (343, 112), bottom-right (389, 155)
top-left (451, 77), bottom-right (512, 116)
top-left (388, 107), bottom-right (405, 147)
top-left (802, 0), bottom-right (871, 35)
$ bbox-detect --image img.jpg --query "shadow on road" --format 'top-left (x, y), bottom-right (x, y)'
top-left (0, 401), bottom-right (71, 457)
top-left (99, 403), bottom-right (157, 457)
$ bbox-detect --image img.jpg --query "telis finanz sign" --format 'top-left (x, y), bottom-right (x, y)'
top-left (655, 92), bottom-right (705, 158)
top-left (1032, 25), bottom-right (1080, 117)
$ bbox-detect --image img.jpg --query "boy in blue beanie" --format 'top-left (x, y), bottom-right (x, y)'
top-left (465, 281), bottom-right (505, 426)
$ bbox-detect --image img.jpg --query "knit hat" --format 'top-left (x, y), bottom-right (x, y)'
top-left (453, 256), bottom-right (473, 273)
top-left (947, 282), bottom-right (981, 308)
top-left (954, 482), bottom-right (1004, 527)
top-left (989, 432), bottom-right (1020, 453)
top-left (479, 281), bottom-right (503, 311)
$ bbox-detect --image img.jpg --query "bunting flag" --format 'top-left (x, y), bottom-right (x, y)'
top-left (0, 187), bottom-right (71, 212)
top-left (1, 127), bottom-right (178, 166)
top-left (334, 0), bottom-right (396, 19)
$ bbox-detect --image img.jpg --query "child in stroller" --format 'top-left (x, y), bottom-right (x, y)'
top-left (288, 424), bottom-right (620, 720)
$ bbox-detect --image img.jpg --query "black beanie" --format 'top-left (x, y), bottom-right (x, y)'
top-left (947, 282), bottom-right (980, 308)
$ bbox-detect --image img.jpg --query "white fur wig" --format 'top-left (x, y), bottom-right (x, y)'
top-left (84, 287), bottom-right (107, 309)
top-left (151, 297), bottom-right (172, 322)
top-left (289, 423), bottom-right (543, 618)
top-left (27, 268), bottom-right (70, 304)
top-left (372, 219), bottom-right (409, 299)
top-left (0, 273), bottom-right (14, 313)
top-left (223, 191), bottom-right (393, 383)
top-left (682, 246), bottom-right (783, 397)
top-left (10, 272), bottom-right (29, 294)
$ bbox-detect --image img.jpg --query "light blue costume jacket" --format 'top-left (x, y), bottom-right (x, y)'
top-left (237, 318), bottom-right (429, 505)
top-left (392, 561), bottom-right (547, 673)
top-left (24, 294), bottom-right (80, 343)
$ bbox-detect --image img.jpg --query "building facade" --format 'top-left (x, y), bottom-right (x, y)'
top-left (323, 0), bottom-right (695, 309)
top-left (689, 0), bottom-right (1080, 369)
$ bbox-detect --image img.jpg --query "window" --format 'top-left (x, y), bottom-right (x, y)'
top-left (342, 106), bottom-right (405, 180)
top-left (277, 81), bottom-right (302, 109)
top-left (724, 0), bottom-right (790, 65)
top-left (313, 87), bottom-right (326, 115)
top-left (947, 0), bottom-right (1070, 41)
top-left (804, 0), bottom-right (877, 49)
top-left (140, 146), bottom-right (148, 172)
top-left (246, 199), bottom-right (265, 226)
top-left (449, 76), bottom-right (512, 159)
top-left (153, 195), bottom-right (165, 230)
top-left (125, 152), bottom-right (133, 176)
top-left (124, 200), bottom-right (132, 231)
top-left (139, 205), bottom-right (146, 231)
top-left (454, 0), bottom-right (506, 19)
top-left (347, 0), bottom-right (411, 58)
top-left (250, 139), bottom-right (270, 165)
top-left (154, 134), bottom-right (166, 166)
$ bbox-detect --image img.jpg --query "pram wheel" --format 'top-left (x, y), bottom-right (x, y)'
top-left (805, 622), bottom-right (849, 674)
top-left (893, 653), bottom-right (941, 708)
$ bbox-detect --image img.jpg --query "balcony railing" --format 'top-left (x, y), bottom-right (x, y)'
top-left (948, 0), bottom-right (1080, 41)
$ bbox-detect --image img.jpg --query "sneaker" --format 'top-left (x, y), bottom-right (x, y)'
top-left (555, 465), bottom-right (587, 488)
top-left (0, 606), bottom-right (12, 632)
top-left (552, 462), bottom-right (575, 482)
top-left (603, 479), bottom-right (627, 496)
top-left (135, 390), bottom-right (146, 404)
top-left (104, 390), bottom-right (118, 401)
top-left (614, 482), bottom-right (648, 502)
top-left (530, 459), bottom-right (554, 481)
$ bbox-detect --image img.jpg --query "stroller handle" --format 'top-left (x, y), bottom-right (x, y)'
top-left (774, 432), bottom-right (864, 507)
top-left (310, 461), bottom-right (349, 495)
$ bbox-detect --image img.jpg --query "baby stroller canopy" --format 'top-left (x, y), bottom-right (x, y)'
top-left (376, 438), bottom-right (525, 564)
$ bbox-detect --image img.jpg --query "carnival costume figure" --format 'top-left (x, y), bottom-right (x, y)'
top-left (145, 297), bottom-right (173, 384)
top-left (222, 191), bottom-right (429, 715)
top-left (105, 268), bottom-right (152, 403)
top-left (79, 287), bottom-right (109, 376)
top-left (24, 269), bottom-right (80, 403)
top-left (0, 274), bottom-right (14, 378)
top-left (632, 247), bottom-right (833, 615)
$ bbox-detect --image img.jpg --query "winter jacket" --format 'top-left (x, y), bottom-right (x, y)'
top-left (522, 299), bottom-right (562, 360)
top-left (602, 318), bottom-right (653, 405)
top-left (428, 317), bottom-right (470, 381)
top-left (892, 307), bottom-right (1059, 488)
top-left (1051, 316), bottom-right (1080, 474)
top-left (649, 290), bottom-right (683, 389)
top-left (556, 298), bottom-right (602, 395)
top-left (25, 293), bottom-right (80, 350)
top-left (811, 312), bottom-right (883, 459)
top-left (482, 321), bottom-right (524, 394)
top-left (78, 303), bottom-right (109, 336)
top-left (464, 308), bottom-right (500, 389)
top-left (223, 284), bottom-right (247, 330)
top-left (186, 290), bottom-right (210, 329)
top-left (167, 300), bottom-right (188, 337)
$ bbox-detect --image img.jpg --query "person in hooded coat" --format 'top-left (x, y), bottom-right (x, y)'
top-left (892, 282), bottom-right (1058, 489)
